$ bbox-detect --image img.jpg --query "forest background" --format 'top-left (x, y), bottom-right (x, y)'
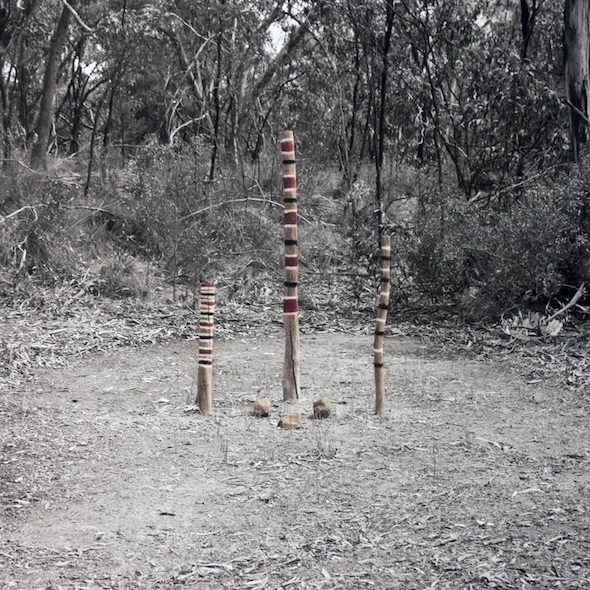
top-left (0, 0), bottom-right (589, 332)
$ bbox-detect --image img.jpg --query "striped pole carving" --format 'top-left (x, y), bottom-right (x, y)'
top-left (196, 282), bottom-right (216, 415)
top-left (280, 130), bottom-right (300, 401)
top-left (374, 235), bottom-right (391, 414)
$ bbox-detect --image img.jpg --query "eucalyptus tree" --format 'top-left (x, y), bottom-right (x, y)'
top-left (565, 0), bottom-right (590, 162)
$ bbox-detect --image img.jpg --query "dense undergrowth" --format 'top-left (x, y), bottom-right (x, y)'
top-left (0, 143), bottom-right (589, 325)
top-left (0, 143), bottom-right (589, 397)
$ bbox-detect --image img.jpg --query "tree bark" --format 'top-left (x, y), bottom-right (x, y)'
top-left (30, 1), bottom-right (75, 170)
top-left (84, 90), bottom-right (106, 198)
top-left (564, 0), bottom-right (590, 162)
top-left (102, 0), bottom-right (127, 154)
top-left (208, 5), bottom-right (225, 181)
top-left (519, 0), bottom-right (539, 60)
top-left (68, 35), bottom-right (88, 155)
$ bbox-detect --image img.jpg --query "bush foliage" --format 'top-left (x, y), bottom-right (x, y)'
top-left (1, 145), bottom-right (589, 322)
top-left (401, 165), bottom-right (590, 318)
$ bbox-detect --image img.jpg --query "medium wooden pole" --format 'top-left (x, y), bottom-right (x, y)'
top-left (196, 282), bottom-right (216, 415)
top-left (280, 130), bottom-right (300, 401)
top-left (374, 235), bottom-right (391, 414)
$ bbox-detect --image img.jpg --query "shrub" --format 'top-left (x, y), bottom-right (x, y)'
top-left (98, 253), bottom-right (148, 298)
top-left (117, 140), bottom-right (283, 292)
top-left (0, 174), bottom-right (79, 277)
top-left (402, 169), bottom-right (590, 318)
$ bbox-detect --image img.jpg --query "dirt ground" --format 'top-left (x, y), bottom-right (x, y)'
top-left (1, 331), bottom-right (589, 589)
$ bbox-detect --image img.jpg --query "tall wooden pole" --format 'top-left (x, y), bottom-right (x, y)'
top-left (280, 130), bottom-right (300, 401)
top-left (196, 282), bottom-right (216, 415)
top-left (374, 235), bottom-right (391, 414)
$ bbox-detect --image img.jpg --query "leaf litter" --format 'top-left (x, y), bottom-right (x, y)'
top-left (0, 278), bottom-right (589, 588)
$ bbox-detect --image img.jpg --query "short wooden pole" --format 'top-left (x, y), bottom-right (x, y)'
top-left (374, 236), bottom-right (391, 414)
top-left (280, 130), bottom-right (300, 401)
top-left (196, 282), bottom-right (216, 415)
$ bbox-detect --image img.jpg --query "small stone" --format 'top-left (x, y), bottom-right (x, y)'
top-left (253, 398), bottom-right (271, 417)
top-left (312, 398), bottom-right (331, 419)
top-left (277, 414), bottom-right (302, 429)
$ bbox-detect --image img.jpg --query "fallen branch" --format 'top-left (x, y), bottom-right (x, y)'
top-left (61, 205), bottom-right (122, 218)
top-left (1, 203), bottom-right (121, 225)
top-left (0, 205), bottom-right (40, 224)
top-left (548, 283), bottom-right (586, 322)
top-left (178, 197), bottom-right (313, 225)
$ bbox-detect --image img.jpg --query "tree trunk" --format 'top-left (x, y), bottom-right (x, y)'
top-left (565, 0), bottom-right (590, 162)
top-left (519, 0), bottom-right (539, 60)
top-left (30, 2), bottom-right (74, 170)
top-left (208, 8), bottom-right (224, 181)
top-left (69, 36), bottom-right (88, 155)
top-left (84, 90), bottom-right (106, 198)
top-left (102, 0), bottom-right (127, 170)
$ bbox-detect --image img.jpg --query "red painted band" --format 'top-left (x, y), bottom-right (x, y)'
top-left (281, 140), bottom-right (294, 152)
top-left (283, 299), bottom-right (299, 314)
top-left (198, 349), bottom-right (213, 355)
top-left (285, 256), bottom-right (298, 267)
top-left (200, 301), bottom-right (215, 307)
top-left (283, 177), bottom-right (296, 190)
top-left (284, 211), bottom-right (297, 225)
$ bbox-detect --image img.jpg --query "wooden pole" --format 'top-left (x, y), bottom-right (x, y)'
top-left (374, 235), bottom-right (391, 414)
top-left (196, 282), bottom-right (216, 415)
top-left (280, 130), bottom-right (300, 401)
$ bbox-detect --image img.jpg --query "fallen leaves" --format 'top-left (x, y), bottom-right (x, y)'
top-left (0, 287), bottom-right (200, 389)
top-left (406, 318), bottom-right (590, 392)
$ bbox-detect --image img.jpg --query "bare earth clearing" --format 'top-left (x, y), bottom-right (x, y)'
top-left (1, 331), bottom-right (589, 589)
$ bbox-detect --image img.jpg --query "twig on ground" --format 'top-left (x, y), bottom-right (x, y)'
top-left (548, 283), bottom-right (586, 322)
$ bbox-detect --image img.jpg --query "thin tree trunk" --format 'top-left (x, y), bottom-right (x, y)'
top-left (0, 73), bottom-right (12, 170)
top-left (102, 0), bottom-right (127, 168)
top-left (208, 8), bottom-right (224, 181)
top-left (30, 1), bottom-right (75, 170)
top-left (69, 36), bottom-right (88, 155)
top-left (84, 91), bottom-right (106, 198)
top-left (565, 0), bottom-right (590, 162)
